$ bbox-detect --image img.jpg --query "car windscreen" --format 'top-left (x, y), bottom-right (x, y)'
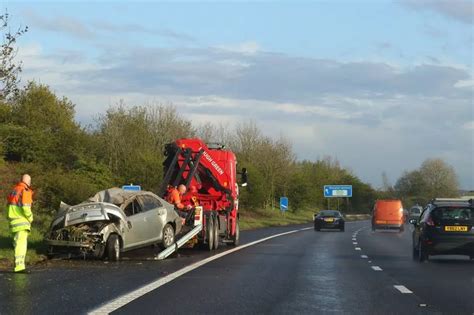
top-left (431, 207), bottom-right (474, 224)
top-left (319, 211), bottom-right (340, 217)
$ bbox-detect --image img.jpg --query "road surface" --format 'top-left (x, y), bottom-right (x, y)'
top-left (0, 220), bottom-right (472, 314)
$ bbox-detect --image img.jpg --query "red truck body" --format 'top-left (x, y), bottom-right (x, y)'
top-left (159, 138), bottom-right (241, 248)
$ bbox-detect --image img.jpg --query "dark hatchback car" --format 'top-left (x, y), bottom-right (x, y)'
top-left (411, 199), bottom-right (474, 262)
top-left (314, 210), bottom-right (345, 232)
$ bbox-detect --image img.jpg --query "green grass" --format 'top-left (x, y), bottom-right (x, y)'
top-left (240, 207), bottom-right (314, 230)
top-left (0, 211), bottom-right (51, 270)
top-left (240, 208), bottom-right (371, 230)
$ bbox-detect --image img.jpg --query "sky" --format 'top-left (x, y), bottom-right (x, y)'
top-left (4, 0), bottom-right (474, 189)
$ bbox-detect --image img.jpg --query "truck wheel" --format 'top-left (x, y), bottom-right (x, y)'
top-left (106, 234), bottom-right (120, 261)
top-left (213, 215), bottom-right (219, 250)
top-left (228, 219), bottom-right (240, 246)
top-left (161, 223), bottom-right (175, 249)
top-left (206, 215), bottom-right (214, 251)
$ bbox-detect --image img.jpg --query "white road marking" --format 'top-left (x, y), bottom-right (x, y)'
top-left (352, 238), bottom-right (356, 241)
top-left (371, 266), bottom-right (383, 271)
top-left (300, 227), bottom-right (313, 231)
top-left (394, 285), bottom-right (413, 294)
top-left (355, 247), bottom-right (361, 251)
top-left (368, 260), bottom-right (372, 263)
top-left (361, 255), bottom-right (368, 259)
top-left (89, 228), bottom-right (304, 314)
top-left (353, 242), bottom-right (358, 245)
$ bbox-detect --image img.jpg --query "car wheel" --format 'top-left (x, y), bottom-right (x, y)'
top-left (418, 240), bottom-right (428, 262)
top-left (340, 225), bottom-right (345, 232)
top-left (213, 215), bottom-right (219, 250)
top-left (399, 225), bottom-right (404, 233)
top-left (228, 219), bottom-right (240, 246)
top-left (161, 223), bottom-right (175, 249)
top-left (412, 245), bottom-right (418, 260)
top-left (106, 234), bottom-right (120, 261)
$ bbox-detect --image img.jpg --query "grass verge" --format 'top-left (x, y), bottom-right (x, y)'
top-left (0, 212), bottom-right (51, 271)
top-left (240, 208), bottom-right (370, 230)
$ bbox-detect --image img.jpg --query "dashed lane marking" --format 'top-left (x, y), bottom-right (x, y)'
top-left (89, 228), bottom-right (307, 315)
top-left (361, 255), bottom-right (368, 259)
top-left (371, 266), bottom-right (383, 271)
top-left (353, 242), bottom-right (358, 245)
top-left (355, 247), bottom-right (361, 251)
top-left (394, 285), bottom-right (413, 294)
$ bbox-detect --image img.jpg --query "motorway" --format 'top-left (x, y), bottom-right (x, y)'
top-left (0, 220), bottom-right (473, 314)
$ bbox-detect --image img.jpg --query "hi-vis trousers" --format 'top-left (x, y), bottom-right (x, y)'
top-left (13, 230), bottom-right (29, 272)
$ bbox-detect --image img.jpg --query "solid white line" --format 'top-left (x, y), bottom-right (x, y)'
top-left (89, 229), bottom-right (303, 314)
top-left (371, 266), bottom-right (383, 271)
top-left (394, 285), bottom-right (413, 294)
top-left (300, 227), bottom-right (313, 231)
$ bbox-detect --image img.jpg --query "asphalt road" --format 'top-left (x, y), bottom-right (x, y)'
top-left (0, 220), bottom-right (473, 314)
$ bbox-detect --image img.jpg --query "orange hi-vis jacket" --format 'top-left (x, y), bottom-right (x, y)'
top-left (167, 187), bottom-right (184, 210)
top-left (7, 182), bottom-right (33, 233)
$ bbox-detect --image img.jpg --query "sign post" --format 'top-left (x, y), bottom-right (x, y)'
top-left (122, 184), bottom-right (141, 191)
top-left (324, 185), bottom-right (352, 211)
top-left (324, 185), bottom-right (353, 198)
top-left (280, 197), bottom-right (288, 212)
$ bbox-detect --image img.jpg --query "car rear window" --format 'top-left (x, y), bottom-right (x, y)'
top-left (432, 207), bottom-right (474, 223)
top-left (319, 211), bottom-right (340, 217)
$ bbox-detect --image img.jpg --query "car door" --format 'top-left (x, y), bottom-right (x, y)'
top-left (137, 194), bottom-right (165, 243)
top-left (414, 207), bottom-right (430, 248)
top-left (122, 197), bottom-right (150, 249)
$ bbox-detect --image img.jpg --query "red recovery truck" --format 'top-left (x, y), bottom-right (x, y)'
top-left (155, 138), bottom-right (247, 259)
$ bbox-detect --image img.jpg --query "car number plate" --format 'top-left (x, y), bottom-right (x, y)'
top-left (324, 218), bottom-right (334, 222)
top-left (444, 226), bottom-right (468, 232)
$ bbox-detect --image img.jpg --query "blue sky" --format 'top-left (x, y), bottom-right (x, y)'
top-left (4, 0), bottom-right (474, 189)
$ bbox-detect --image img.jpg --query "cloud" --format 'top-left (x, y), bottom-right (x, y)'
top-left (23, 10), bottom-right (195, 42)
top-left (400, 0), bottom-right (474, 24)
top-left (25, 11), bottom-right (95, 39)
top-left (216, 41), bottom-right (261, 55)
top-left (56, 46), bottom-right (471, 106)
top-left (17, 42), bottom-right (474, 188)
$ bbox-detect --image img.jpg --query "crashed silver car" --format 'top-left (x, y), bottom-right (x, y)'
top-left (46, 188), bottom-right (182, 260)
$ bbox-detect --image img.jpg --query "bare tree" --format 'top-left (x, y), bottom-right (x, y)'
top-left (0, 10), bottom-right (27, 100)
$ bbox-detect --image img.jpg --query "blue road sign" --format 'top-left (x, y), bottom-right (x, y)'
top-left (324, 185), bottom-right (352, 198)
top-left (280, 197), bottom-right (289, 211)
top-left (122, 184), bottom-right (141, 191)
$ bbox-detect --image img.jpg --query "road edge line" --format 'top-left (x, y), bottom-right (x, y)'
top-left (89, 228), bottom-right (305, 314)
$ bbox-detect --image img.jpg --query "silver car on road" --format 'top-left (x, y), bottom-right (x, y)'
top-left (46, 188), bottom-right (182, 260)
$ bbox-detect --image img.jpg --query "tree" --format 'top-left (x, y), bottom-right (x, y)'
top-left (394, 158), bottom-right (460, 205)
top-left (1, 10), bottom-right (27, 100)
top-left (95, 103), bottom-right (194, 190)
top-left (419, 158), bottom-right (459, 199)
